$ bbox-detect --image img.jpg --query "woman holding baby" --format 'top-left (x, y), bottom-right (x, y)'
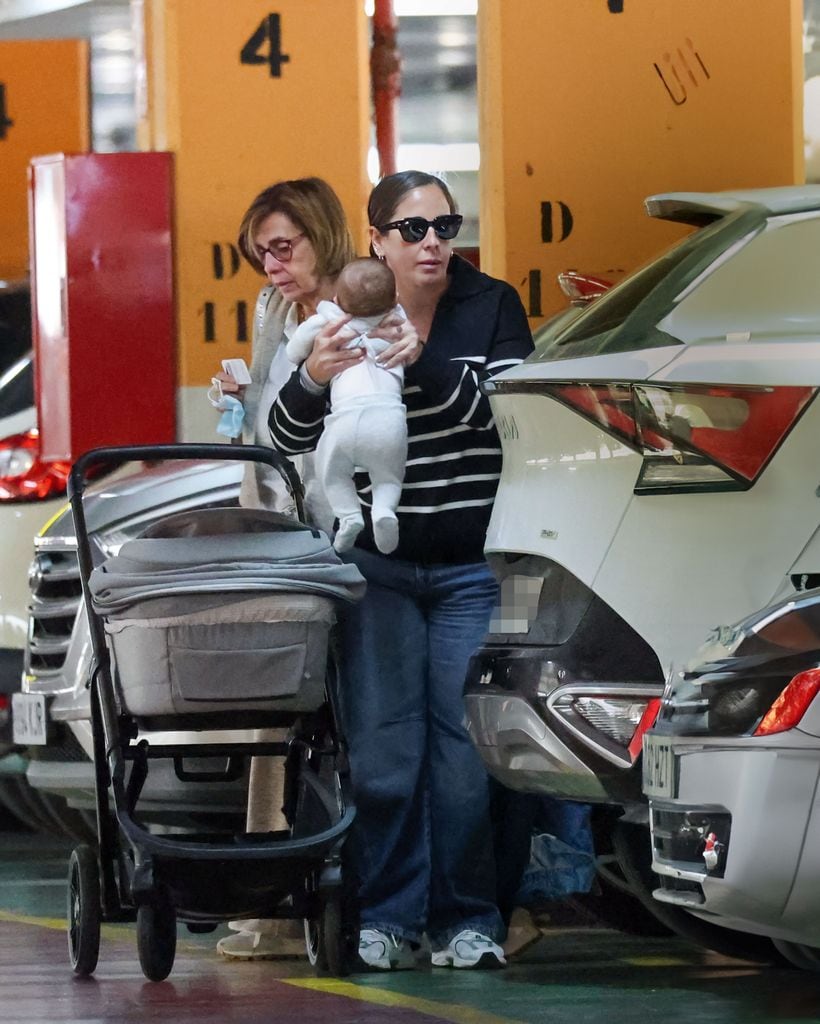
top-left (270, 170), bottom-right (534, 971)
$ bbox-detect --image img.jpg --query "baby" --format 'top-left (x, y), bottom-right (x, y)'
top-left (286, 258), bottom-right (407, 555)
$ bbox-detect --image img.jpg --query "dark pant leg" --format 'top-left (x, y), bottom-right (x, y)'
top-left (336, 550), bottom-right (429, 943)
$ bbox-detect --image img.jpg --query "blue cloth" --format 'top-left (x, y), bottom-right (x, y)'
top-left (517, 799), bottom-right (596, 905)
top-left (214, 394), bottom-right (245, 438)
top-left (336, 547), bottom-right (504, 947)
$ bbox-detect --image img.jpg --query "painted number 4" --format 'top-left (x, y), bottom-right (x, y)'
top-left (0, 83), bottom-right (14, 140)
top-left (240, 14), bottom-right (290, 77)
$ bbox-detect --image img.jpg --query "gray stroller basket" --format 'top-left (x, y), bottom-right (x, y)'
top-left (88, 506), bottom-right (365, 721)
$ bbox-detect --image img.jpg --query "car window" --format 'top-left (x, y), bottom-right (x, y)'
top-left (0, 354), bottom-right (34, 419)
top-left (535, 206), bottom-right (766, 362)
top-left (657, 215), bottom-right (820, 344)
top-left (752, 599), bottom-right (820, 654)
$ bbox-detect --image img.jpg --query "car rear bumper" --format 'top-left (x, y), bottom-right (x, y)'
top-left (463, 558), bottom-right (664, 806)
top-left (649, 744), bottom-right (820, 946)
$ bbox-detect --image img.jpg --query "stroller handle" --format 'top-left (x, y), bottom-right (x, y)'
top-left (68, 443), bottom-right (304, 514)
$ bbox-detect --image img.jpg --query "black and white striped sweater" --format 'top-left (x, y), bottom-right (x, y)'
top-left (269, 255), bottom-right (534, 564)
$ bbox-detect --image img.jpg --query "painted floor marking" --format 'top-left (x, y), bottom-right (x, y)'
top-left (282, 977), bottom-right (527, 1024)
top-left (0, 908), bottom-right (129, 941)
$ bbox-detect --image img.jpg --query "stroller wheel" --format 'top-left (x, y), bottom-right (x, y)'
top-left (67, 844), bottom-right (101, 976)
top-left (304, 916), bottom-right (324, 970)
top-left (137, 891), bottom-right (177, 982)
top-left (306, 895), bottom-right (349, 977)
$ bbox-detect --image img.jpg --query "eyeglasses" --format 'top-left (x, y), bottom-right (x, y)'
top-left (255, 232), bottom-right (306, 264)
top-left (376, 214), bottom-right (463, 243)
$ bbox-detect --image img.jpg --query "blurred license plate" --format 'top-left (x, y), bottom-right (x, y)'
top-left (642, 735), bottom-right (675, 798)
top-left (12, 693), bottom-right (47, 745)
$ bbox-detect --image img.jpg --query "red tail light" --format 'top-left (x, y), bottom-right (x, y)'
top-left (543, 383), bottom-right (816, 492)
top-left (557, 271), bottom-right (614, 307)
top-left (0, 429), bottom-right (70, 502)
top-left (754, 668), bottom-right (820, 736)
top-left (628, 697), bottom-right (662, 762)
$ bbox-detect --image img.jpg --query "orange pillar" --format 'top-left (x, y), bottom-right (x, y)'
top-left (0, 40), bottom-right (89, 281)
top-left (478, 0), bottom-right (804, 326)
top-left (136, 0), bottom-right (370, 439)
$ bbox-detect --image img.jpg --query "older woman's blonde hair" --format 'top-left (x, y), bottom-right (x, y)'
top-left (238, 177), bottom-right (356, 279)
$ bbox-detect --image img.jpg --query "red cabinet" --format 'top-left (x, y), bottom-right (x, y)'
top-left (29, 152), bottom-right (176, 460)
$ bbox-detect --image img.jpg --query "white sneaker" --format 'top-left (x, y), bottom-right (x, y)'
top-left (431, 930), bottom-right (506, 969)
top-left (216, 923), bottom-right (305, 961)
top-left (357, 929), bottom-right (416, 970)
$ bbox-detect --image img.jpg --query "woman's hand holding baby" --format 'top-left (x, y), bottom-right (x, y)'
top-left (373, 317), bottom-right (424, 370)
top-left (304, 314), bottom-right (362, 387)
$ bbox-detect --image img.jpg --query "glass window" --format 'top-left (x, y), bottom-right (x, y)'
top-left (535, 207), bottom-right (765, 362)
top-left (659, 215), bottom-right (820, 344)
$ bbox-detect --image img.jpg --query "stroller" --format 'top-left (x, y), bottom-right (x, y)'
top-left (65, 443), bottom-right (363, 982)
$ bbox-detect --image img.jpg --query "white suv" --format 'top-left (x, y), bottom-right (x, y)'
top-left (464, 186), bottom-right (820, 952)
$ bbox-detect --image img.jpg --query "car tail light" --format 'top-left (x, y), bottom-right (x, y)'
top-left (557, 270), bottom-right (613, 307)
top-left (0, 429), bottom-right (71, 502)
top-left (548, 687), bottom-right (661, 767)
top-left (542, 382), bottom-right (816, 492)
top-left (753, 668), bottom-right (820, 736)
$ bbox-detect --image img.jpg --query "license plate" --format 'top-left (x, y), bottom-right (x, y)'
top-left (642, 734), bottom-right (675, 799)
top-left (12, 693), bottom-right (47, 745)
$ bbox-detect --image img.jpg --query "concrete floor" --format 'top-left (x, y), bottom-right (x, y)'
top-left (2, 824), bottom-right (820, 1024)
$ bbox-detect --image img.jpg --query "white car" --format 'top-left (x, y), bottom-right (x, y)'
top-left (463, 185), bottom-right (820, 952)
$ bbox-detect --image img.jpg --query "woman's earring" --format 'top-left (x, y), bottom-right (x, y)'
top-left (375, 251), bottom-right (385, 262)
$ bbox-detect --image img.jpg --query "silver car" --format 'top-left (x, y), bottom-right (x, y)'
top-left (19, 456), bottom-right (252, 831)
top-left (645, 588), bottom-right (820, 971)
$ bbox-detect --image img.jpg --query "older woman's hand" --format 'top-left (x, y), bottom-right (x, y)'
top-left (374, 317), bottom-right (425, 369)
top-left (212, 369), bottom-right (247, 402)
top-left (303, 314), bottom-right (362, 387)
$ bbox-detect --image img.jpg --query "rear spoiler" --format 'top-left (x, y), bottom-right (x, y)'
top-left (646, 186), bottom-right (820, 226)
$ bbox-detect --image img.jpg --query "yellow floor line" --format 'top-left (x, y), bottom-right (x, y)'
top-left (282, 977), bottom-right (527, 1024)
top-left (621, 955), bottom-right (690, 967)
top-left (0, 909), bottom-right (129, 940)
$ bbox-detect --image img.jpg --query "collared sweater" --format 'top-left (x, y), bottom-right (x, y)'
top-left (269, 255), bottom-right (534, 564)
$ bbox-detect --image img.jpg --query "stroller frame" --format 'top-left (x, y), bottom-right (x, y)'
top-left (65, 443), bottom-right (356, 981)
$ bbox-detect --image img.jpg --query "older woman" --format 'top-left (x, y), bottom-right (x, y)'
top-left (269, 171), bottom-right (534, 970)
top-left (211, 177), bottom-right (358, 960)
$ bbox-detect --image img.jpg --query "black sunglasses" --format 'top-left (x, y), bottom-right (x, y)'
top-left (377, 214), bottom-right (463, 243)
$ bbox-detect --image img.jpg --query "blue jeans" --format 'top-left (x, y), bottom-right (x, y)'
top-left (336, 548), bottom-right (504, 947)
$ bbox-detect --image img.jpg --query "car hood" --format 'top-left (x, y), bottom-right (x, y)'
top-left (40, 460), bottom-right (243, 540)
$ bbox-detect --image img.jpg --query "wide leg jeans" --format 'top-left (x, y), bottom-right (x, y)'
top-left (337, 548), bottom-right (504, 947)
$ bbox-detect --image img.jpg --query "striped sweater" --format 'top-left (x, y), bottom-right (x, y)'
top-left (269, 255), bottom-right (534, 564)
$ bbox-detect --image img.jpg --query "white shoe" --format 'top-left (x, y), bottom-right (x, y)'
top-left (357, 928), bottom-right (416, 970)
top-left (216, 921), bottom-right (305, 960)
top-left (431, 930), bottom-right (506, 969)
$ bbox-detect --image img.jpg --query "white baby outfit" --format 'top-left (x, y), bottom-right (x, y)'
top-left (285, 299), bottom-right (408, 554)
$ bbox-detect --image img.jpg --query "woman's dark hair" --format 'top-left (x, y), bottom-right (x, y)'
top-left (238, 177), bottom-right (355, 278)
top-left (367, 171), bottom-right (457, 235)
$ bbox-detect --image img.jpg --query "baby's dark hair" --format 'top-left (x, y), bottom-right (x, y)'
top-left (336, 258), bottom-right (396, 318)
